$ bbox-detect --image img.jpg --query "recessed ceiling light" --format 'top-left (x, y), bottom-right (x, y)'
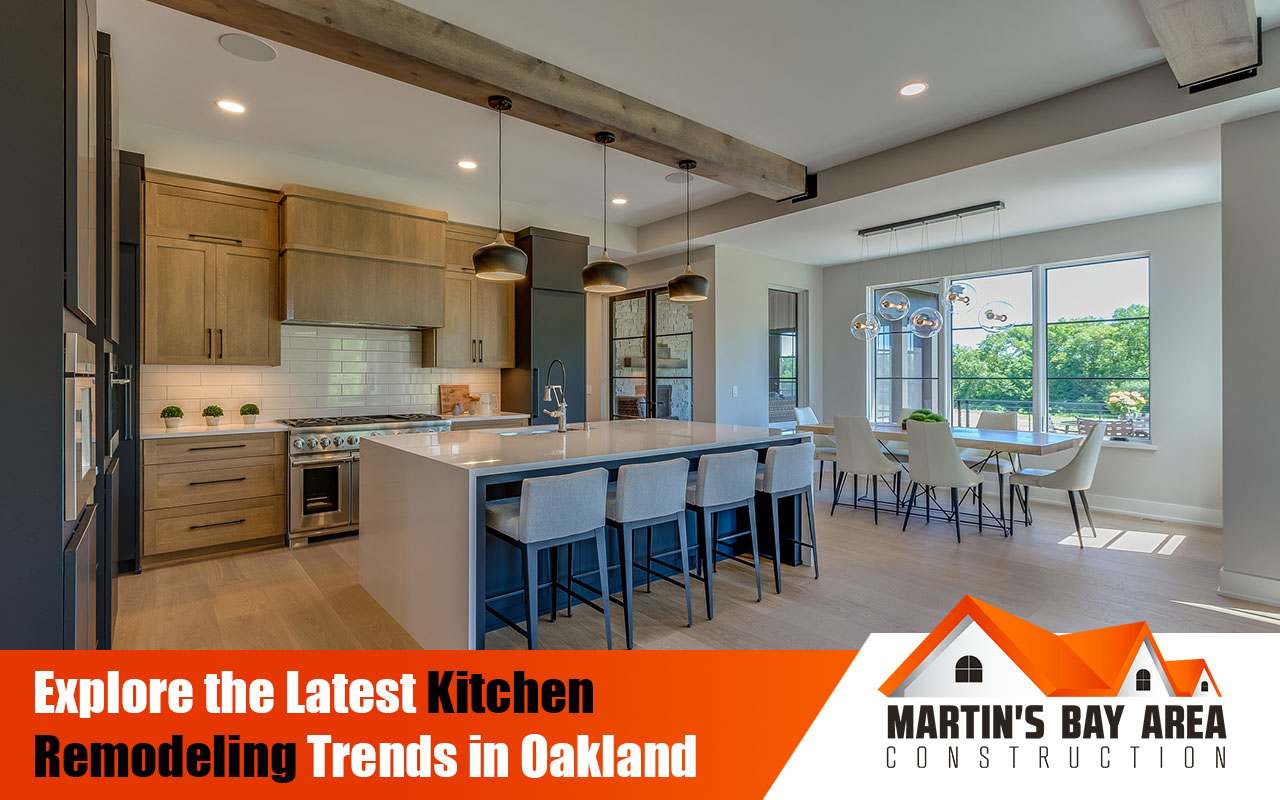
top-left (216, 99), bottom-right (246, 114)
top-left (611, 197), bottom-right (627, 205)
top-left (899, 81), bottom-right (929, 97)
top-left (457, 160), bottom-right (478, 170)
top-left (218, 33), bottom-right (277, 62)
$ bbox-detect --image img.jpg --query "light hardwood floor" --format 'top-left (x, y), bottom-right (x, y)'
top-left (115, 484), bottom-right (1280, 650)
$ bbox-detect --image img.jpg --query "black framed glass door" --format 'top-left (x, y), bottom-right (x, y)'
top-left (610, 288), bottom-right (694, 421)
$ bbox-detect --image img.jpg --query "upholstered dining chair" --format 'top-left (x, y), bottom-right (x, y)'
top-left (901, 421), bottom-right (982, 543)
top-left (1009, 422), bottom-right (1107, 548)
top-left (830, 415), bottom-right (902, 524)
top-left (795, 407), bottom-right (837, 488)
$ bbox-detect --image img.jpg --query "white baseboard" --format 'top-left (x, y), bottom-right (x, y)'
top-left (978, 479), bottom-right (1222, 528)
top-left (1218, 568), bottom-right (1280, 606)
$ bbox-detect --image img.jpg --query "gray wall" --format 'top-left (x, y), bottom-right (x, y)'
top-left (1220, 111), bottom-right (1280, 605)
top-left (822, 205), bottom-right (1223, 524)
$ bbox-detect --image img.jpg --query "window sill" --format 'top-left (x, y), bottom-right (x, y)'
top-left (1102, 439), bottom-right (1158, 452)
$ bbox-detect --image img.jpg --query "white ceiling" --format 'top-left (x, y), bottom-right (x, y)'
top-left (100, 0), bottom-right (1280, 258)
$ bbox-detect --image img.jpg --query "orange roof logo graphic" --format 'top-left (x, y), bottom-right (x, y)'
top-left (880, 595), bottom-right (1221, 697)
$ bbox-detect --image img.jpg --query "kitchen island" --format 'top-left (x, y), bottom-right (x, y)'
top-left (359, 419), bottom-right (810, 649)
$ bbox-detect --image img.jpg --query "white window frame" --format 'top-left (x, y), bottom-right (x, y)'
top-left (864, 250), bottom-right (1153, 444)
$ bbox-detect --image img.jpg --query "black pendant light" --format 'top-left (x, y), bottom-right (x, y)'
top-left (473, 96), bottom-right (527, 281)
top-left (668, 159), bottom-right (709, 302)
top-left (581, 131), bottom-right (628, 293)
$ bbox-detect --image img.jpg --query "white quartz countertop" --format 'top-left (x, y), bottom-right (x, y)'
top-left (362, 418), bottom-right (809, 476)
top-left (140, 421), bottom-right (290, 439)
top-left (440, 412), bottom-right (531, 423)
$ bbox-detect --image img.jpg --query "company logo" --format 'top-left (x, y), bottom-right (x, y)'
top-left (880, 595), bottom-right (1219, 698)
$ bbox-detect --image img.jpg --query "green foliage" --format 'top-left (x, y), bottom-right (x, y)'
top-left (907, 409), bottom-right (946, 423)
top-left (160, 405), bottom-right (184, 419)
top-left (202, 405), bottom-right (224, 418)
top-left (239, 403), bottom-right (260, 416)
top-left (952, 304), bottom-right (1149, 417)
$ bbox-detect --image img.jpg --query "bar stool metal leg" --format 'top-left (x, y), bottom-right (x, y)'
top-left (615, 525), bottom-right (635, 649)
top-left (523, 547), bottom-right (539, 651)
top-left (768, 495), bottom-right (782, 594)
top-left (702, 509), bottom-right (715, 620)
top-left (805, 487), bottom-right (820, 578)
top-left (593, 528), bottom-right (613, 649)
top-left (675, 513), bottom-right (694, 627)
top-left (747, 501), bottom-right (762, 602)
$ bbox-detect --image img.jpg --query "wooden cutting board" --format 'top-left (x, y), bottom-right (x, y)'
top-left (440, 384), bottom-right (471, 415)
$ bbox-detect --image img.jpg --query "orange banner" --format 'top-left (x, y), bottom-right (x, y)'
top-left (1, 650), bottom-right (855, 797)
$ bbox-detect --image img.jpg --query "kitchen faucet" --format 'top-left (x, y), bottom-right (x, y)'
top-left (543, 358), bottom-right (569, 432)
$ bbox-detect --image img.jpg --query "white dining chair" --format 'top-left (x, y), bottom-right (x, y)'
top-left (830, 415), bottom-right (902, 524)
top-left (901, 421), bottom-right (982, 542)
top-left (795, 406), bottom-right (837, 488)
top-left (1009, 422), bottom-right (1107, 548)
top-left (959, 410), bottom-right (1019, 523)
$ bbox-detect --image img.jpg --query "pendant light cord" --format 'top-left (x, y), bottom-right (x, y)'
top-left (602, 138), bottom-right (608, 253)
top-left (497, 108), bottom-right (504, 233)
top-left (685, 165), bottom-right (691, 270)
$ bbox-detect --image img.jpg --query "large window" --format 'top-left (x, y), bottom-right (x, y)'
top-left (1046, 258), bottom-right (1150, 439)
top-left (873, 283), bottom-right (941, 424)
top-left (869, 255), bottom-right (1151, 441)
top-left (610, 289), bottom-right (694, 421)
top-left (951, 272), bottom-right (1034, 430)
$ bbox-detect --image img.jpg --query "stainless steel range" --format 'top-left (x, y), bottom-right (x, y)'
top-left (283, 414), bottom-right (450, 545)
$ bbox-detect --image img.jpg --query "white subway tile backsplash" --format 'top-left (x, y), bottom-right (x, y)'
top-left (140, 326), bottom-right (502, 423)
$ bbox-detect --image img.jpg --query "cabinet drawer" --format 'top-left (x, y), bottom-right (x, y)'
top-left (144, 496), bottom-right (284, 555)
top-left (145, 179), bottom-right (278, 250)
top-left (143, 433), bottom-right (284, 465)
top-left (144, 456), bottom-right (285, 510)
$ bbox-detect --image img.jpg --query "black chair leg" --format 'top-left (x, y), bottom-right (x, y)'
top-left (524, 546), bottom-right (539, 650)
top-left (951, 487), bottom-right (962, 543)
top-left (769, 495), bottom-right (782, 594)
top-left (675, 512), bottom-right (694, 627)
top-left (549, 545), bottom-right (558, 622)
top-left (872, 474), bottom-right (880, 524)
top-left (902, 483), bottom-right (918, 531)
top-left (894, 471), bottom-right (902, 514)
top-left (977, 483), bottom-right (984, 533)
top-left (746, 501), bottom-right (762, 602)
top-left (616, 525), bottom-right (635, 649)
top-left (925, 486), bottom-right (931, 523)
top-left (817, 461), bottom-right (824, 490)
top-left (593, 529), bottom-right (613, 649)
top-left (702, 509), bottom-right (715, 620)
top-left (1079, 491), bottom-right (1099, 539)
top-left (805, 488), bottom-right (820, 579)
top-left (1067, 490), bottom-right (1083, 549)
top-left (852, 475), bottom-right (859, 509)
top-left (830, 471), bottom-right (845, 515)
top-left (564, 542), bottom-right (574, 617)
top-left (645, 527), bottom-right (653, 593)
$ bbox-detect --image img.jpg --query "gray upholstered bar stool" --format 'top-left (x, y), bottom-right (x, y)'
top-left (603, 457), bottom-right (694, 649)
top-left (686, 449), bottom-right (763, 620)
top-left (484, 468), bottom-right (612, 650)
top-left (755, 441), bottom-right (820, 594)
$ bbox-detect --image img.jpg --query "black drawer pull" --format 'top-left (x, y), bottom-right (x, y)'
top-left (187, 476), bottom-right (248, 486)
top-left (188, 233), bottom-right (243, 244)
top-left (189, 518), bottom-right (246, 530)
top-left (187, 443), bottom-right (247, 452)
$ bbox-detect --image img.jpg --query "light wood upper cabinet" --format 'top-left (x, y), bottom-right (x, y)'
top-left (473, 278), bottom-right (515, 367)
top-left (144, 236), bottom-right (279, 366)
top-left (145, 172), bottom-right (279, 250)
top-left (422, 272), bottom-right (515, 368)
top-left (281, 250), bottom-right (443, 329)
top-left (444, 222), bottom-right (519, 273)
top-left (144, 237), bottom-right (216, 364)
top-left (281, 184), bottom-right (446, 265)
top-left (215, 246), bottom-right (280, 365)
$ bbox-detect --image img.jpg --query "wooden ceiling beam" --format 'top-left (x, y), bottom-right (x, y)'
top-left (1139, 0), bottom-right (1260, 87)
top-left (146, 0), bottom-right (809, 200)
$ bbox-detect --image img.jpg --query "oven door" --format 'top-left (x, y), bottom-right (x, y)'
top-left (290, 454), bottom-right (352, 533)
top-left (65, 374), bottom-right (97, 522)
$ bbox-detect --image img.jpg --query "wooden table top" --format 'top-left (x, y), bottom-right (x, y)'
top-left (795, 422), bottom-right (1082, 456)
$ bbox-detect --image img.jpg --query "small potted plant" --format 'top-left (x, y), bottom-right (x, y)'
top-left (202, 404), bottom-right (225, 427)
top-left (239, 403), bottom-right (260, 425)
top-left (160, 405), bottom-right (184, 430)
top-left (902, 408), bottom-right (946, 429)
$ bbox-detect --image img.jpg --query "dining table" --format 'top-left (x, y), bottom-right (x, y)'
top-left (793, 422), bottom-right (1082, 456)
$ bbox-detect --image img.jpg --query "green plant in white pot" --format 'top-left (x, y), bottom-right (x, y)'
top-left (160, 405), bottom-right (184, 430)
top-left (240, 403), bottom-right (260, 425)
top-left (202, 404), bottom-right (224, 427)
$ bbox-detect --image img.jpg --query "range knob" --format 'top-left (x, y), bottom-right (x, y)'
top-left (347, 435), bottom-right (359, 446)
top-left (320, 437), bottom-right (332, 448)
top-left (306, 436), bottom-right (319, 449)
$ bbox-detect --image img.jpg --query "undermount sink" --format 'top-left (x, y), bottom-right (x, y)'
top-left (498, 425), bottom-right (587, 436)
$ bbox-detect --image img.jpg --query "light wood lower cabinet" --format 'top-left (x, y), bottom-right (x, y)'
top-left (142, 432), bottom-right (286, 560)
top-left (144, 496), bottom-right (284, 556)
top-left (143, 236), bottom-right (279, 366)
top-left (422, 271), bottom-right (515, 368)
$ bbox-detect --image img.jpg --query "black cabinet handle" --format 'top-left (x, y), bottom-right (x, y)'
top-left (217, 328), bottom-right (224, 360)
top-left (206, 328), bottom-right (212, 359)
top-left (189, 518), bottom-right (246, 530)
top-left (479, 339), bottom-right (484, 362)
top-left (188, 476), bottom-right (247, 486)
top-left (187, 443), bottom-right (246, 452)
top-left (188, 233), bottom-right (243, 245)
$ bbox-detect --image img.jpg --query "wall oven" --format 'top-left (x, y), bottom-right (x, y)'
top-left (289, 451), bottom-right (356, 543)
top-left (64, 332), bottom-right (97, 523)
